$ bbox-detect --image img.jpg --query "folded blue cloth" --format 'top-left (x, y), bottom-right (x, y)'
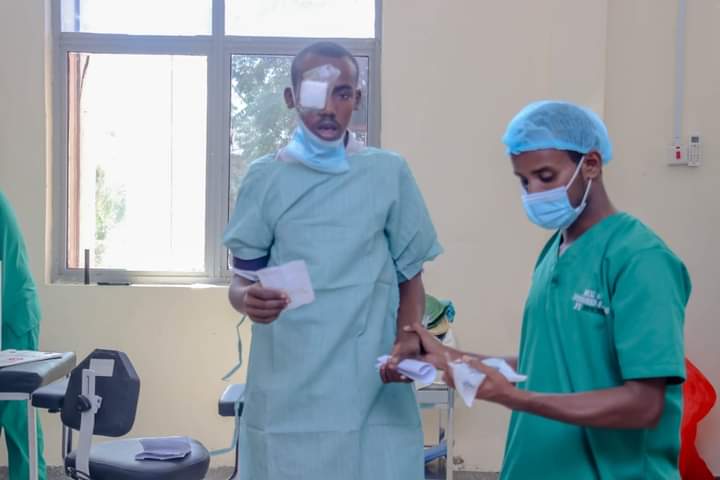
top-left (135, 436), bottom-right (192, 461)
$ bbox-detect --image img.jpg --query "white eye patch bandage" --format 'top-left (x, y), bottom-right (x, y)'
top-left (298, 80), bottom-right (329, 110)
top-left (296, 64), bottom-right (342, 112)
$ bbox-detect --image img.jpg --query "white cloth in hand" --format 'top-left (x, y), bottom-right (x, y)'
top-left (375, 355), bottom-right (437, 384)
top-left (234, 260), bottom-right (315, 310)
top-left (450, 358), bottom-right (527, 407)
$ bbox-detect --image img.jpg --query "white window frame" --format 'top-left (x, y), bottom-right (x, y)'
top-left (51, 0), bottom-right (382, 285)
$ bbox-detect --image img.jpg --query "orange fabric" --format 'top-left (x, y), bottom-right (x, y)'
top-left (680, 359), bottom-right (716, 479)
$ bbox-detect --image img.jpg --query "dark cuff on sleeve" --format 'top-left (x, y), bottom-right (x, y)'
top-left (233, 256), bottom-right (269, 271)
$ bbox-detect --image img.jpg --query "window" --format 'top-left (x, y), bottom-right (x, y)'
top-left (225, 0), bottom-right (375, 38)
top-left (61, 0), bottom-right (213, 35)
top-left (53, 0), bottom-right (381, 284)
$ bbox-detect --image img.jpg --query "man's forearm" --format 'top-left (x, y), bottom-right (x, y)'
top-left (397, 273), bottom-right (425, 341)
top-left (505, 379), bottom-right (666, 429)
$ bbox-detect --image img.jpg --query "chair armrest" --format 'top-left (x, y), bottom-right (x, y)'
top-left (218, 384), bottom-right (245, 417)
top-left (31, 378), bottom-right (69, 412)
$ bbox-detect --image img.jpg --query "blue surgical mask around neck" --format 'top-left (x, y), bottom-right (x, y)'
top-left (283, 119), bottom-right (349, 174)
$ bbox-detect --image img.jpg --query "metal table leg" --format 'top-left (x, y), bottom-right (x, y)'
top-left (446, 388), bottom-right (454, 480)
top-left (27, 395), bottom-right (39, 480)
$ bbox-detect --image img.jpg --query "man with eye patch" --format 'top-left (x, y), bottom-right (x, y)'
top-left (411, 101), bottom-right (690, 480)
top-left (223, 42), bottom-right (441, 480)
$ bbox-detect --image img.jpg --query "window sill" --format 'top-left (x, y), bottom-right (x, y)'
top-left (48, 280), bottom-right (229, 289)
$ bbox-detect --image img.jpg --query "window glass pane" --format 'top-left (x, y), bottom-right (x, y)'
top-left (67, 53), bottom-right (207, 272)
top-left (61, 0), bottom-right (211, 35)
top-left (228, 55), bottom-right (369, 213)
top-left (226, 0), bottom-right (375, 38)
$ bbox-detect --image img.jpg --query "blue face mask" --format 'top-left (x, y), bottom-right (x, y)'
top-left (521, 157), bottom-right (592, 230)
top-left (283, 121), bottom-right (349, 174)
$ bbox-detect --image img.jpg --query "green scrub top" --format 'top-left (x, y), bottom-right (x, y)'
top-left (501, 213), bottom-right (690, 480)
top-left (0, 191), bottom-right (41, 346)
top-left (223, 146), bottom-right (442, 480)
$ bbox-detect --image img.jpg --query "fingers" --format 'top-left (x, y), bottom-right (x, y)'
top-left (388, 355), bottom-right (399, 369)
top-left (402, 323), bottom-right (426, 337)
top-left (387, 348), bottom-right (407, 367)
top-left (247, 311), bottom-right (280, 324)
top-left (421, 353), bottom-right (449, 370)
top-left (388, 336), bottom-right (422, 366)
top-left (245, 305), bottom-right (285, 323)
top-left (248, 285), bottom-right (289, 302)
top-left (379, 363), bottom-right (410, 384)
top-left (244, 286), bottom-right (290, 323)
top-left (245, 295), bottom-right (289, 311)
top-left (379, 364), bottom-right (389, 383)
top-left (386, 356), bottom-right (410, 382)
top-left (462, 356), bottom-right (496, 377)
top-left (441, 370), bottom-right (456, 389)
top-left (402, 324), bottom-right (443, 353)
top-left (461, 355), bottom-right (480, 369)
top-left (379, 364), bottom-right (391, 383)
top-left (247, 310), bottom-right (282, 323)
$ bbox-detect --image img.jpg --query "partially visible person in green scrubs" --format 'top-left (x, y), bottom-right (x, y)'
top-left (0, 191), bottom-right (47, 480)
top-left (407, 101), bottom-right (690, 480)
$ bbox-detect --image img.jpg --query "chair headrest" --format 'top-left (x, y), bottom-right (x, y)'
top-left (61, 349), bottom-right (140, 437)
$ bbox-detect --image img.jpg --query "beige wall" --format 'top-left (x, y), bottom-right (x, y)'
top-left (1, 0), bottom-right (718, 474)
top-left (604, 0), bottom-right (720, 474)
top-left (381, 0), bottom-right (609, 471)
top-left (0, 0), bottom-right (243, 465)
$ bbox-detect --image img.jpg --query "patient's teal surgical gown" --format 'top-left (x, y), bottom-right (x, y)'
top-left (223, 141), bottom-right (442, 480)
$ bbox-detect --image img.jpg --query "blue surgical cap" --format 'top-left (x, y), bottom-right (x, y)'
top-left (502, 100), bottom-right (613, 164)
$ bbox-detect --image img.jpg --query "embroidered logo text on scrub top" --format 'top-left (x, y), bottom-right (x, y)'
top-left (572, 289), bottom-right (610, 316)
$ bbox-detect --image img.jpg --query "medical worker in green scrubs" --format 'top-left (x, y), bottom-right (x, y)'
top-left (409, 101), bottom-right (690, 480)
top-left (0, 191), bottom-right (47, 480)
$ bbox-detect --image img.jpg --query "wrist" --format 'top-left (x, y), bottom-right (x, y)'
top-left (504, 387), bottom-right (532, 412)
top-left (396, 329), bottom-right (420, 343)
